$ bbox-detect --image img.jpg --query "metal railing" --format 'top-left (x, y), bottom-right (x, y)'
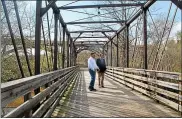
top-left (1, 66), bottom-right (80, 118)
top-left (105, 67), bottom-right (181, 112)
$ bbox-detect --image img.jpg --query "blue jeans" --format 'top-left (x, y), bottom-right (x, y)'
top-left (89, 69), bottom-right (96, 88)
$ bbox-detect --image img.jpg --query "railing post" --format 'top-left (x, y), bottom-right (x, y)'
top-left (24, 93), bottom-right (32, 117)
top-left (143, 8), bottom-right (147, 69)
top-left (53, 12), bottom-right (59, 71)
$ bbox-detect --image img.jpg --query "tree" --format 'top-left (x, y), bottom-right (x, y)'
top-left (176, 31), bottom-right (182, 40)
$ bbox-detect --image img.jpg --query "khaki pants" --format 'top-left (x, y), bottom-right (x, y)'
top-left (98, 72), bottom-right (104, 87)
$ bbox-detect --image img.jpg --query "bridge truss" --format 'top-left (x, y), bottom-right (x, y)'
top-left (1, 0), bottom-right (182, 117)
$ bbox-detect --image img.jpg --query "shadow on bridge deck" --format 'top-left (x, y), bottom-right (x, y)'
top-left (52, 68), bottom-right (180, 118)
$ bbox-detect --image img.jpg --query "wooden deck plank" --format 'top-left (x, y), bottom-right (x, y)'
top-left (52, 68), bottom-right (180, 117)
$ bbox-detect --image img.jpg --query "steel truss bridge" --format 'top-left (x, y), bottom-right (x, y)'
top-left (1, 0), bottom-right (182, 118)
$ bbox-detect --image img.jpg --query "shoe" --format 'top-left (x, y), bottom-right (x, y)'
top-left (90, 89), bottom-right (96, 91)
top-left (88, 86), bottom-right (92, 90)
top-left (89, 86), bottom-right (94, 91)
top-left (101, 86), bottom-right (105, 88)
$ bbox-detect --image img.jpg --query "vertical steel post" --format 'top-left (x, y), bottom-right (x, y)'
top-left (34, 0), bottom-right (42, 112)
top-left (67, 34), bottom-right (70, 67)
top-left (116, 33), bottom-right (119, 67)
top-left (110, 41), bottom-right (112, 66)
top-left (73, 44), bottom-right (76, 66)
top-left (72, 46), bottom-right (74, 66)
top-left (62, 26), bottom-right (65, 68)
top-left (72, 45), bottom-right (74, 66)
top-left (143, 9), bottom-right (147, 69)
top-left (74, 49), bottom-right (77, 65)
top-left (106, 44), bottom-right (108, 65)
top-left (126, 25), bottom-right (129, 68)
top-left (53, 12), bottom-right (58, 70)
top-left (58, 22), bottom-right (62, 69)
top-left (70, 38), bottom-right (73, 66)
top-left (35, 1), bottom-right (42, 75)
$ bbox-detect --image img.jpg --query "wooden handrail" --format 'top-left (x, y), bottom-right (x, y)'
top-left (1, 66), bottom-right (80, 118)
top-left (106, 67), bottom-right (181, 112)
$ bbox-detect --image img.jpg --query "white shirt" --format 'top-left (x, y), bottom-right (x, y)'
top-left (88, 57), bottom-right (99, 71)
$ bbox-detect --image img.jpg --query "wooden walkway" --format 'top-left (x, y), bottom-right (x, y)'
top-left (52, 69), bottom-right (180, 117)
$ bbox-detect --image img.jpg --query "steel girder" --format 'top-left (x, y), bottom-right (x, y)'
top-left (58, 3), bottom-right (145, 9)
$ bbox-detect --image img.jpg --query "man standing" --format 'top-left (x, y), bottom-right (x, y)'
top-left (96, 54), bottom-right (106, 88)
top-left (88, 52), bottom-right (99, 91)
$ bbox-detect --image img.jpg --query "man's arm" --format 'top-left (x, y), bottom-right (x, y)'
top-left (94, 59), bottom-right (99, 70)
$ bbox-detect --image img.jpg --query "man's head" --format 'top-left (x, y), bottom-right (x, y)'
top-left (90, 52), bottom-right (96, 58)
top-left (99, 53), bottom-right (104, 58)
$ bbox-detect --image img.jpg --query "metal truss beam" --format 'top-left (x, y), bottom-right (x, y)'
top-left (53, 13), bottom-right (58, 70)
top-left (75, 41), bottom-right (107, 43)
top-left (104, 0), bottom-right (156, 46)
top-left (47, 0), bottom-right (71, 37)
top-left (58, 3), bottom-right (144, 9)
top-left (102, 32), bottom-right (117, 47)
top-left (76, 46), bottom-right (101, 54)
top-left (73, 36), bottom-right (107, 39)
top-left (73, 32), bottom-right (82, 42)
top-left (143, 9), bottom-right (147, 69)
top-left (41, 0), bottom-right (57, 17)
top-left (35, 0), bottom-right (42, 75)
top-left (170, 0), bottom-right (182, 10)
top-left (75, 43), bottom-right (104, 46)
top-left (70, 30), bottom-right (117, 33)
top-left (66, 20), bottom-right (125, 25)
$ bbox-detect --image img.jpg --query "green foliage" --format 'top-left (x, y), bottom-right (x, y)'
top-left (176, 31), bottom-right (182, 40)
top-left (1, 52), bottom-right (62, 82)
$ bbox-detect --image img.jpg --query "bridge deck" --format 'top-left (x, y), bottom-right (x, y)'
top-left (52, 69), bottom-right (180, 117)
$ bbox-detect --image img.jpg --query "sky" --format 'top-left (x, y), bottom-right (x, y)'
top-left (26, 1), bottom-right (181, 40)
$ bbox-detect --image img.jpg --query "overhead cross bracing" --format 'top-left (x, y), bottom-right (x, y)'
top-left (72, 36), bottom-right (107, 38)
top-left (58, 3), bottom-right (145, 9)
top-left (70, 30), bottom-right (117, 33)
top-left (75, 41), bottom-right (107, 43)
top-left (66, 20), bottom-right (126, 25)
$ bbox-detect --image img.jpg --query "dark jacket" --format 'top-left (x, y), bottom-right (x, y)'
top-left (96, 58), bottom-right (106, 72)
